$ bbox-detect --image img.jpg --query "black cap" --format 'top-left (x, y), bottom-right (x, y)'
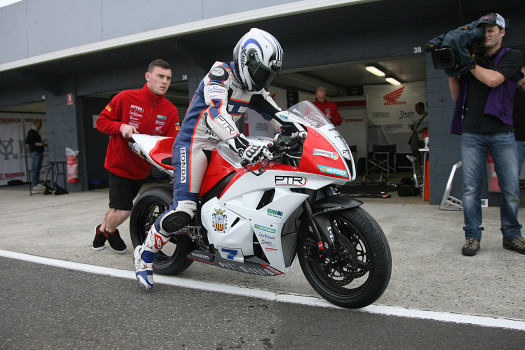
top-left (478, 13), bottom-right (505, 28)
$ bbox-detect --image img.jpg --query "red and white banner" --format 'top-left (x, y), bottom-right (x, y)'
top-left (364, 82), bottom-right (427, 153)
top-left (0, 114), bottom-right (47, 186)
top-left (0, 116), bottom-right (26, 185)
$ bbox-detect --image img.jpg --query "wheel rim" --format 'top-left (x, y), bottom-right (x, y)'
top-left (303, 216), bottom-right (373, 296)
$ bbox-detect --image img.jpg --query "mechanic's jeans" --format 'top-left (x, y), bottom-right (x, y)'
top-left (30, 151), bottom-right (43, 187)
top-left (461, 132), bottom-right (522, 240)
top-left (516, 140), bottom-right (525, 177)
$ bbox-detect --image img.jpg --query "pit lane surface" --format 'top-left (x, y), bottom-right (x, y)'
top-left (1, 254), bottom-right (524, 349)
top-left (1, 186), bottom-right (525, 348)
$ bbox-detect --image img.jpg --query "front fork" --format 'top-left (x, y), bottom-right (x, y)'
top-left (301, 186), bottom-right (362, 254)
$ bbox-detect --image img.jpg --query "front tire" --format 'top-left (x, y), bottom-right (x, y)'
top-left (130, 186), bottom-right (193, 275)
top-left (297, 207), bottom-right (391, 308)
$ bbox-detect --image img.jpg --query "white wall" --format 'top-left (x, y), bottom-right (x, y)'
top-left (0, 0), bottom-right (299, 65)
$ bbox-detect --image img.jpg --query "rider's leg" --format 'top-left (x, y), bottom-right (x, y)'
top-left (133, 224), bottom-right (171, 289)
top-left (134, 138), bottom-right (208, 288)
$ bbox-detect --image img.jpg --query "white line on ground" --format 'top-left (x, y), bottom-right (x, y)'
top-left (2, 249), bottom-right (524, 331)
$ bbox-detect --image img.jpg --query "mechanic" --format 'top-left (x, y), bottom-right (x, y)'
top-left (93, 59), bottom-right (180, 253)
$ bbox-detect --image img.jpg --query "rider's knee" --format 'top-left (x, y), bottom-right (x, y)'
top-left (159, 201), bottom-right (196, 234)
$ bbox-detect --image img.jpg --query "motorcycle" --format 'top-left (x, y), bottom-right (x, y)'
top-left (129, 101), bottom-right (391, 309)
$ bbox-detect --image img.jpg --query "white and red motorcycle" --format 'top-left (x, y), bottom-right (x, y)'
top-left (129, 101), bottom-right (391, 308)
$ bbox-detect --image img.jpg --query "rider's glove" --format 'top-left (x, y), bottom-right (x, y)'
top-left (226, 134), bottom-right (267, 164)
top-left (242, 144), bottom-right (266, 164)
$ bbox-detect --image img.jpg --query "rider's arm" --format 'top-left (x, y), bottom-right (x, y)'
top-left (203, 64), bottom-right (241, 141)
top-left (248, 91), bottom-right (283, 132)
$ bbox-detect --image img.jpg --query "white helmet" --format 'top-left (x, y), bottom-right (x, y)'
top-left (233, 28), bottom-right (283, 91)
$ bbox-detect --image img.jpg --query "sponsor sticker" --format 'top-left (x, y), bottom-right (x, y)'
top-left (254, 224), bottom-right (276, 234)
top-left (129, 110), bottom-right (143, 118)
top-left (105, 104), bottom-right (112, 112)
top-left (180, 147), bottom-right (187, 183)
top-left (157, 115), bottom-right (167, 120)
top-left (212, 209), bottom-right (227, 232)
top-left (267, 208), bottom-right (283, 218)
top-left (130, 104), bottom-right (144, 112)
top-left (211, 67), bottom-right (225, 77)
top-left (313, 148), bottom-right (339, 160)
top-left (216, 115), bottom-right (237, 136)
top-left (317, 165), bottom-right (348, 177)
top-left (274, 175), bottom-right (307, 186)
top-left (258, 233), bottom-right (275, 240)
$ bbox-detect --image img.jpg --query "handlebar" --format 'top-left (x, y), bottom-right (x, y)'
top-left (240, 132), bottom-right (306, 176)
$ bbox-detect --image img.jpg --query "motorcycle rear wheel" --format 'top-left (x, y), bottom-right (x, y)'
top-left (297, 207), bottom-right (391, 309)
top-left (129, 185), bottom-right (193, 275)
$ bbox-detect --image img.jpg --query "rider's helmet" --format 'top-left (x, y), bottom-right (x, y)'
top-left (233, 28), bottom-right (283, 91)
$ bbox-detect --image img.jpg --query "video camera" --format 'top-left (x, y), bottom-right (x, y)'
top-left (425, 21), bottom-right (485, 76)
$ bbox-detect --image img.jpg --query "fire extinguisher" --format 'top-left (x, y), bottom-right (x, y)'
top-left (487, 151), bottom-right (500, 193)
top-left (66, 147), bottom-right (79, 183)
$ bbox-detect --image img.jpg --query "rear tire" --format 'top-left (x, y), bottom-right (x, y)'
top-left (130, 186), bottom-right (193, 275)
top-left (297, 207), bottom-right (391, 308)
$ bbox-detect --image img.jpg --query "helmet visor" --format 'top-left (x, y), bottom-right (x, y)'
top-left (246, 50), bottom-right (281, 90)
top-left (247, 62), bottom-right (278, 90)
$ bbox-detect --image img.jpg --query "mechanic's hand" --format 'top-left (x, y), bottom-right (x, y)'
top-left (121, 124), bottom-right (139, 138)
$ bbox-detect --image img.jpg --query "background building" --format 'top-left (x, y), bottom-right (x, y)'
top-left (1, 0), bottom-right (524, 205)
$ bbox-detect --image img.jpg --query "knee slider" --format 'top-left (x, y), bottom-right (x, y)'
top-left (160, 210), bottom-right (191, 233)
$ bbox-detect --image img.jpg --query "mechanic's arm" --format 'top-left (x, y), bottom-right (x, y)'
top-left (96, 94), bottom-right (138, 138)
top-left (470, 65), bottom-right (505, 88)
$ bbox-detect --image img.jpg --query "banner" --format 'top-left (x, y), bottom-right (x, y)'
top-left (364, 82), bottom-right (427, 153)
top-left (0, 116), bottom-right (26, 185)
top-left (0, 114), bottom-right (48, 186)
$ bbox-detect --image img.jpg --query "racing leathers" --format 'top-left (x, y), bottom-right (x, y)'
top-left (134, 61), bottom-right (285, 289)
top-left (161, 61), bottom-right (282, 232)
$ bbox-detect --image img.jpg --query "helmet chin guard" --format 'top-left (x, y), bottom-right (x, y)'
top-left (233, 28), bottom-right (283, 91)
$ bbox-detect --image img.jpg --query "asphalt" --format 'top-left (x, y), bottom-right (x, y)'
top-left (0, 182), bottom-right (524, 322)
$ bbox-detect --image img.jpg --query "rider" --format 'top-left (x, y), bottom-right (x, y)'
top-left (134, 28), bottom-right (290, 289)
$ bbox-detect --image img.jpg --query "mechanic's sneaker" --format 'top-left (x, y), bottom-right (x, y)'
top-left (134, 245), bottom-right (155, 289)
top-left (92, 225), bottom-right (106, 251)
top-left (104, 229), bottom-right (127, 253)
top-left (462, 239), bottom-right (480, 256)
top-left (503, 237), bottom-right (525, 254)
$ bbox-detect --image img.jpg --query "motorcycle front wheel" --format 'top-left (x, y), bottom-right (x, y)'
top-left (129, 185), bottom-right (193, 275)
top-left (297, 207), bottom-right (391, 309)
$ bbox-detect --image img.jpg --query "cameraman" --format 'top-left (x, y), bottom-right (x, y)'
top-left (448, 13), bottom-right (524, 256)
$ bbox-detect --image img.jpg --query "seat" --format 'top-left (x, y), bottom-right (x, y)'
top-left (366, 144), bottom-right (397, 182)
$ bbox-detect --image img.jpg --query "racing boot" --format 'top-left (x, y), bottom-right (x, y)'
top-left (134, 224), bottom-right (170, 290)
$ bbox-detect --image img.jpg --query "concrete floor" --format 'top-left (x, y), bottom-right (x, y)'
top-left (0, 179), bottom-right (524, 321)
